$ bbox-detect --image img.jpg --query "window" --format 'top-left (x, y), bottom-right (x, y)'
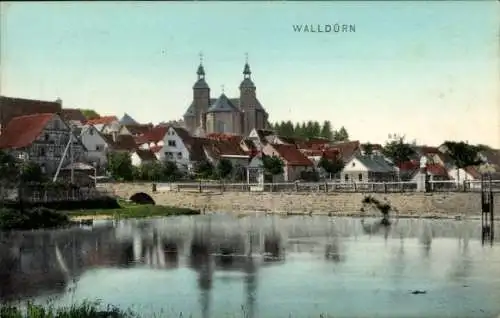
top-left (96, 145), bottom-right (104, 151)
top-left (38, 148), bottom-right (46, 157)
top-left (165, 152), bottom-right (173, 159)
top-left (44, 134), bottom-right (50, 141)
top-left (358, 173), bottom-right (363, 182)
top-left (177, 152), bottom-right (182, 159)
top-left (168, 140), bottom-right (176, 147)
top-left (89, 128), bottom-right (94, 136)
top-left (352, 162), bottom-right (356, 167)
top-left (345, 174), bottom-right (349, 182)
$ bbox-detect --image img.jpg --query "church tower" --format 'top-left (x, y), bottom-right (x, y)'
top-left (239, 55), bottom-right (265, 135)
top-left (192, 54), bottom-right (211, 132)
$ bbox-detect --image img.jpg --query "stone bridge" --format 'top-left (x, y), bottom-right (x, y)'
top-left (101, 182), bottom-right (492, 218)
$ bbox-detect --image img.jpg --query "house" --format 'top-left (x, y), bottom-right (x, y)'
top-left (119, 124), bottom-right (153, 137)
top-left (330, 141), bottom-right (361, 162)
top-left (262, 143), bottom-right (315, 182)
top-left (297, 138), bottom-right (330, 150)
top-left (160, 126), bottom-right (195, 171)
top-left (136, 126), bottom-right (168, 150)
top-left (248, 128), bottom-right (275, 150)
top-left (265, 135), bottom-right (302, 146)
top-left (131, 149), bottom-right (157, 167)
top-left (301, 148), bottom-right (340, 179)
top-left (119, 113), bottom-right (139, 126)
top-left (60, 108), bottom-right (87, 128)
top-left (101, 134), bottom-right (137, 153)
top-left (202, 138), bottom-right (250, 178)
top-left (341, 155), bottom-right (396, 183)
top-left (0, 113), bottom-right (86, 175)
top-left (0, 96), bottom-right (62, 133)
top-left (79, 124), bottom-right (109, 168)
top-left (86, 116), bottom-right (120, 133)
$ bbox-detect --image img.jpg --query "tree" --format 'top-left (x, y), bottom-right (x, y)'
top-left (216, 158), bottom-right (233, 180)
top-left (318, 156), bottom-right (345, 178)
top-left (333, 126), bottom-right (349, 142)
top-left (139, 161), bottom-right (164, 181)
top-left (320, 121), bottom-right (334, 140)
top-left (0, 150), bottom-right (20, 185)
top-left (79, 109), bottom-right (101, 120)
top-left (382, 136), bottom-right (416, 180)
top-left (193, 159), bottom-right (214, 179)
top-left (262, 155), bottom-right (284, 182)
top-left (442, 141), bottom-right (484, 183)
top-left (361, 143), bottom-right (374, 155)
top-left (162, 160), bottom-right (182, 181)
top-left (20, 161), bottom-right (45, 183)
top-left (107, 151), bottom-right (134, 181)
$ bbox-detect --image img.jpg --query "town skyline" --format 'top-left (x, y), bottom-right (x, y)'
top-left (1, 1), bottom-right (498, 147)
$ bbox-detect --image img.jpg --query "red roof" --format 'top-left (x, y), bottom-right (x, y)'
top-left (0, 113), bottom-right (55, 149)
top-left (398, 160), bottom-right (419, 172)
top-left (269, 144), bottom-right (314, 166)
top-left (86, 116), bottom-right (118, 125)
top-left (426, 164), bottom-right (449, 177)
top-left (301, 148), bottom-right (340, 160)
top-left (464, 166), bottom-right (482, 179)
top-left (331, 141), bottom-right (360, 161)
top-left (204, 138), bottom-right (248, 158)
top-left (136, 126), bottom-right (168, 144)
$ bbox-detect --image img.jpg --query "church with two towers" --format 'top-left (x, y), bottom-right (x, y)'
top-left (183, 56), bottom-right (269, 137)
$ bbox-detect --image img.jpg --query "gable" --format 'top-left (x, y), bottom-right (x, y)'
top-left (343, 157), bottom-right (369, 171)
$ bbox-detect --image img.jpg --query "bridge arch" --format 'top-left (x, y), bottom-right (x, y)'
top-left (129, 192), bottom-right (155, 205)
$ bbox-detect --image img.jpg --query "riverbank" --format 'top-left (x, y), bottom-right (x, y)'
top-left (67, 201), bottom-right (200, 221)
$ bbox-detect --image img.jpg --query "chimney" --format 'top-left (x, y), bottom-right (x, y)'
top-left (55, 97), bottom-right (62, 105)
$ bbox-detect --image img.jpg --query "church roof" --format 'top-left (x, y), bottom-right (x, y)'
top-left (239, 78), bottom-right (256, 89)
top-left (193, 78), bottom-right (209, 89)
top-left (183, 96), bottom-right (267, 117)
top-left (120, 113), bottom-right (139, 125)
top-left (207, 94), bottom-right (240, 113)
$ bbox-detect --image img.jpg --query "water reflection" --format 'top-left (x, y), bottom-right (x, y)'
top-left (0, 216), bottom-right (499, 317)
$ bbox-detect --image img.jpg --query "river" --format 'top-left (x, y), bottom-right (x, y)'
top-left (1, 215), bottom-right (499, 318)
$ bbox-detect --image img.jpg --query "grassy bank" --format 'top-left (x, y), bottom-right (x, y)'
top-left (0, 301), bottom-right (335, 317)
top-left (0, 301), bottom-right (136, 318)
top-left (68, 200), bottom-right (200, 220)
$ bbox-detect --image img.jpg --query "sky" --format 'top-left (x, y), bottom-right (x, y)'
top-left (1, 1), bottom-right (499, 147)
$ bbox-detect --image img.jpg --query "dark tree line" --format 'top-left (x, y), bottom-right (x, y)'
top-left (270, 120), bottom-right (349, 141)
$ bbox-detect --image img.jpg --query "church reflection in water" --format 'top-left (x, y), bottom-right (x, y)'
top-left (0, 214), bottom-right (489, 317)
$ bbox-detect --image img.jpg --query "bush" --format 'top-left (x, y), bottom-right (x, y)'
top-left (0, 207), bottom-right (70, 231)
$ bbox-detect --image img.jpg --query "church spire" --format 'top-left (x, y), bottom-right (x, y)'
top-left (243, 52), bottom-right (251, 79)
top-left (240, 53), bottom-right (255, 89)
top-left (196, 52), bottom-right (205, 79)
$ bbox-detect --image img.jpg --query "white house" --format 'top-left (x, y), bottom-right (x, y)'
top-left (160, 126), bottom-right (193, 171)
top-left (131, 149), bottom-right (157, 167)
top-left (79, 124), bottom-right (109, 167)
top-left (341, 155), bottom-right (396, 183)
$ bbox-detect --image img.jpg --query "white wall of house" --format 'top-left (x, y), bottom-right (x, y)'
top-left (447, 167), bottom-right (477, 183)
top-left (80, 125), bottom-right (109, 166)
top-left (160, 127), bottom-right (191, 170)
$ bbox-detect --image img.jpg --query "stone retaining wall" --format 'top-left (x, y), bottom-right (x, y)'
top-left (104, 183), bottom-right (494, 218)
